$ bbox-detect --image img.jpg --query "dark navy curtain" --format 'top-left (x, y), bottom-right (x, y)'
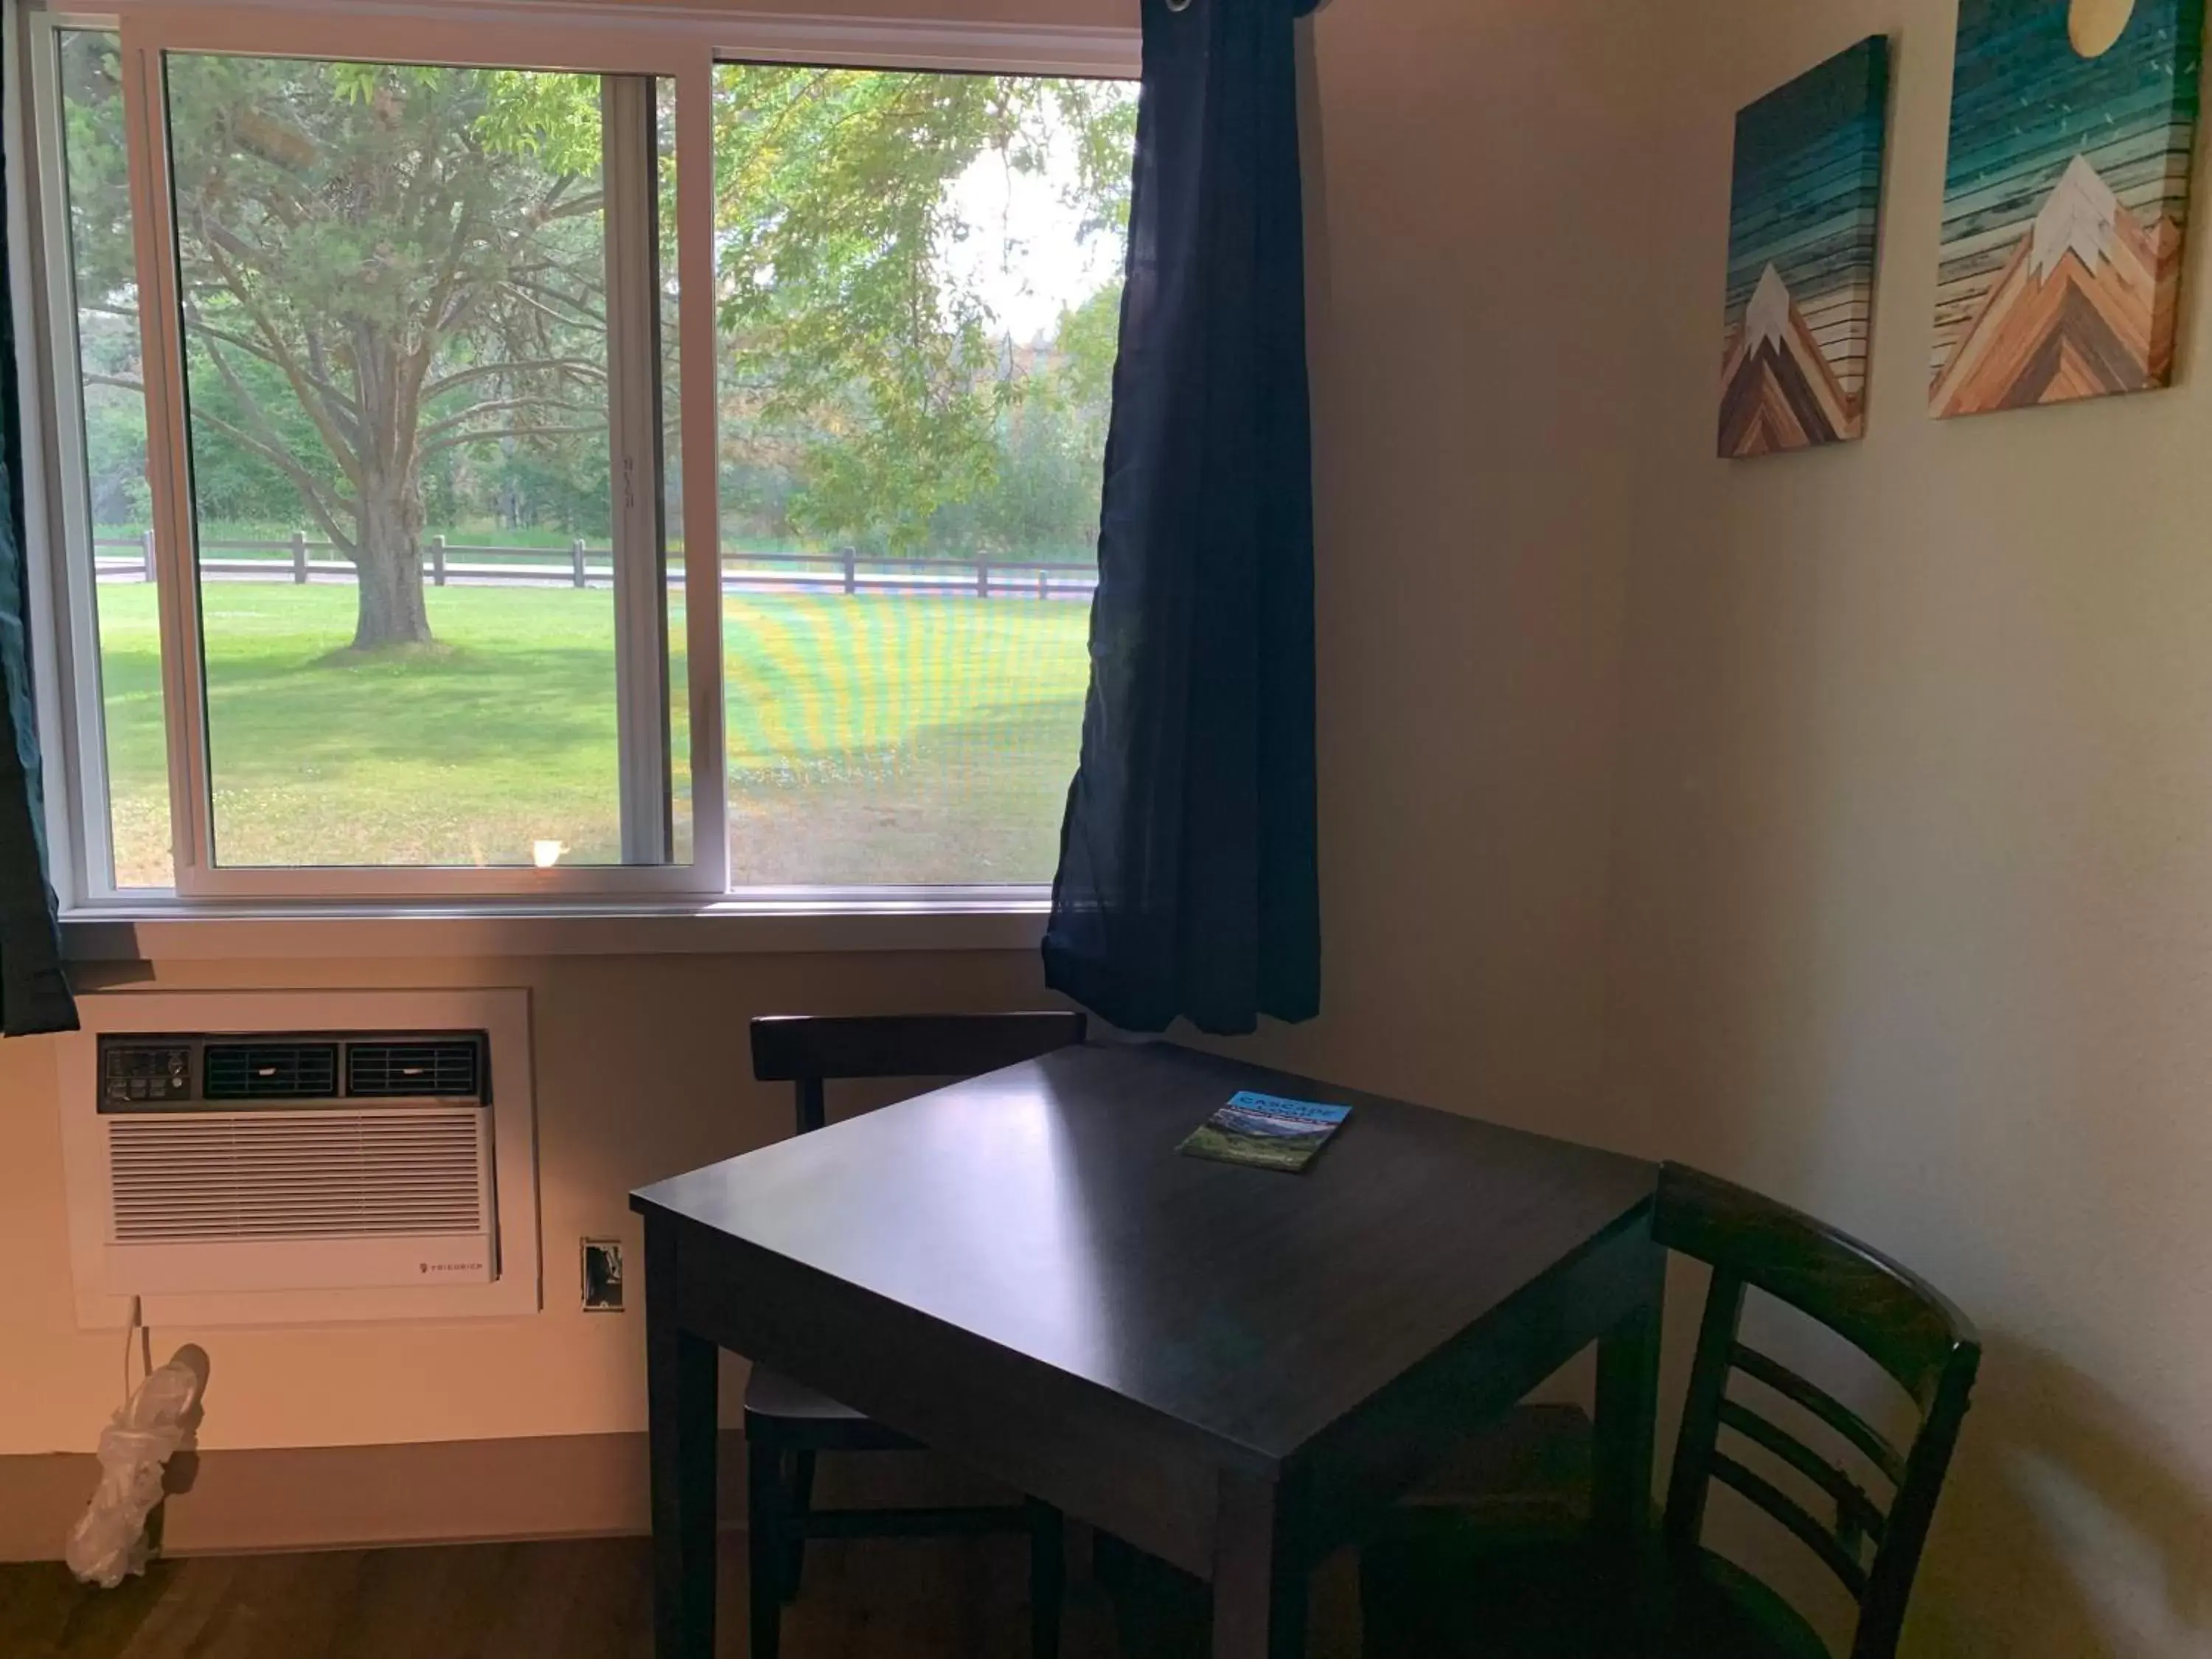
top-left (1043, 0), bottom-right (1321, 1036)
top-left (0, 64), bottom-right (79, 1039)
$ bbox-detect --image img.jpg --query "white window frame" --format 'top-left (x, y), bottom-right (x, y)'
top-left (10, 0), bottom-right (1138, 919)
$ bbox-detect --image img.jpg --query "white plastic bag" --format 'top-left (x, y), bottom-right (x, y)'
top-left (64, 1357), bottom-right (204, 1588)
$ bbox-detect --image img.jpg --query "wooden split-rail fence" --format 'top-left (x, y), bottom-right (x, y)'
top-left (91, 532), bottom-right (1100, 602)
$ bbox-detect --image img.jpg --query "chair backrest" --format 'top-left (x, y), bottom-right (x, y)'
top-left (749, 1012), bottom-right (1088, 1135)
top-left (1655, 1163), bottom-right (1980, 1659)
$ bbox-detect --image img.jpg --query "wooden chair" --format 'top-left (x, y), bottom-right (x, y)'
top-left (743, 1011), bottom-right (1088, 1659)
top-left (1361, 1162), bottom-right (1980, 1659)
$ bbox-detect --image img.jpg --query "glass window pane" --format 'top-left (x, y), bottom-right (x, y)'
top-left (713, 66), bottom-right (1135, 887)
top-left (161, 54), bottom-right (671, 869)
top-left (658, 77), bottom-right (692, 867)
top-left (57, 28), bottom-right (174, 889)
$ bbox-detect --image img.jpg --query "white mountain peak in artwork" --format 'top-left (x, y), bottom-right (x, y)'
top-left (1744, 263), bottom-right (1798, 350)
top-left (2030, 155), bottom-right (2121, 280)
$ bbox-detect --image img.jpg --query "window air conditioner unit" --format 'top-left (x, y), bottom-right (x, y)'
top-left (96, 1031), bottom-right (496, 1293)
top-left (60, 990), bottom-right (539, 1326)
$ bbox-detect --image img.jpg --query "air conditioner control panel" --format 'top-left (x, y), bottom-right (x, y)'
top-left (102, 1042), bottom-right (192, 1106)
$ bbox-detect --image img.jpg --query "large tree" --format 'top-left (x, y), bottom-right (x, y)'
top-left (161, 56), bottom-right (608, 649)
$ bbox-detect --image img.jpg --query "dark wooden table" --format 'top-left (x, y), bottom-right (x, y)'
top-left (630, 1040), bottom-right (1661, 1659)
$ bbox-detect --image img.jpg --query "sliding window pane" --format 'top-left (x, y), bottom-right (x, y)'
top-left (714, 66), bottom-right (1135, 886)
top-left (56, 29), bottom-right (173, 888)
top-left (161, 55), bottom-right (672, 869)
top-left (658, 77), bottom-right (692, 866)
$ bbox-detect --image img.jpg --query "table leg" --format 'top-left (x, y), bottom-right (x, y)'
top-left (1027, 1498), bottom-right (1065, 1659)
top-left (647, 1220), bottom-right (719, 1659)
top-left (1590, 1234), bottom-right (1665, 1542)
top-left (1211, 1469), bottom-right (1307, 1659)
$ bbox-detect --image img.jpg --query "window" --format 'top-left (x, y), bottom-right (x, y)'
top-left (167, 54), bottom-right (658, 872)
top-left (18, 7), bottom-right (1135, 908)
top-left (49, 27), bottom-right (174, 888)
top-left (712, 64), bottom-right (1130, 887)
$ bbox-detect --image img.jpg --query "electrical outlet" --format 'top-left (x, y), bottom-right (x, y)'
top-left (580, 1238), bottom-right (624, 1312)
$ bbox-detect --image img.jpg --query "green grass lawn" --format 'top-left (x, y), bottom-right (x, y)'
top-left (91, 582), bottom-right (1090, 887)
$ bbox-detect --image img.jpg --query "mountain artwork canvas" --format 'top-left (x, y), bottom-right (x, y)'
top-left (1719, 38), bottom-right (1892, 459)
top-left (1931, 0), bottom-right (2205, 417)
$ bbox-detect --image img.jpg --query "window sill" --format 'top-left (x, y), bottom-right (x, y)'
top-left (59, 894), bottom-right (1051, 962)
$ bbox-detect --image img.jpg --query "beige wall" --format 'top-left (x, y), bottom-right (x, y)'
top-left (0, 951), bottom-right (1060, 1454)
top-left (1250, 0), bottom-right (1659, 1152)
top-left (1607, 0), bottom-right (2212, 1652)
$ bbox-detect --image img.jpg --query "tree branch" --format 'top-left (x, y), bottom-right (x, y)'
top-left (403, 192), bottom-right (483, 430)
top-left (194, 226), bottom-right (366, 490)
top-left (417, 394), bottom-right (601, 443)
top-left (421, 357), bottom-right (607, 399)
top-left (539, 192), bottom-right (605, 222)
top-left (421, 422), bottom-right (605, 456)
top-left (185, 401), bottom-right (358, 554)
top-left (504, 279), bottom-right (605, 330)
top-left (181, 309), bottom-right (362, 423)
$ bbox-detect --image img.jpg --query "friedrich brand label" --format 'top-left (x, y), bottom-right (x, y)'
top-left (420, 1257), bottom-right (487, 1276)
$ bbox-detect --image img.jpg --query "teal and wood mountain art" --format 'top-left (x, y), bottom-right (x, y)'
top-left (1930, 0), bottom-right (2205, 415)
top-left (1719, 38), bottom-right (1892, 458)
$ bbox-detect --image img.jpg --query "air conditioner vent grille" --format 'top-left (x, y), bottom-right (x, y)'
top-left (108, 1110), bottom-right (484, 1242)
top-left (202, 1042), bottom-right (338, 1101)
top-left (347, 1039), bottom-right (481, 1099)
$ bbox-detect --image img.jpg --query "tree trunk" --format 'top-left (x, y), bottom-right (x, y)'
top-left (350, 466), bottom-right (434, 650)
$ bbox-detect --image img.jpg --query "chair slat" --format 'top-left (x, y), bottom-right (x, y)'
top-left (751, 1012), bottom-right (1088, 1083)
top-left (1719, 1398), bottom-right (1888, 1545)
top-left (1374, 1164), bottom-right (1978, 1659)
top-left (1661, 1270), bottom-right (1746, 1557)
top-left (1711, 1453), bottom-right (1871, 1599)
top-left (1732, 1343), bottom-right (1908, 1487)
top-left (1655, 1169), bottom-right (1978, 1658)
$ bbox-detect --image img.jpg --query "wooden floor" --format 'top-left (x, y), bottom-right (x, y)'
top-left (0, 1531), bottom-right (1365, 1659)
top-left (0, 1405), bottom-right (1585, 1658)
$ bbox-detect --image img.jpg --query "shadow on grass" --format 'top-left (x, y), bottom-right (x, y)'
top-left (726, 695), bottom-right (1086, 885)
top-left (306, 641), bottom-right (463, 669)
top-left (731, 689), bottom-right (1082, 787)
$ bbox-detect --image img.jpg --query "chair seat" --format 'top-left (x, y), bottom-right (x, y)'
top-left (742, 1366), bottom-right (919, 1451)
top-left (745, 1366), bottom-right (867, 1421)
top-left (1362, 1517), bottom-right (1833, 1659)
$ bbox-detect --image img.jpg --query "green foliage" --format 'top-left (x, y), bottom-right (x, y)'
top-left (476, 69), bottom-right (608, 176)
top-left (1053, 282), bottom-right (1125, 413)
top-left (58, 34), bottom-right (150, 524)
top-left (712, 66), bottom-right (1133, 556)
top-left (57, 34), bottom-right (133, 296)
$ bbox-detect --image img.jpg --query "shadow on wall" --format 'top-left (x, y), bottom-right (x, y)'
top-left (145, 1343), bottom-right (212, 1559)
top-left (1908, 1335), bottom-right (2212, 1657)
